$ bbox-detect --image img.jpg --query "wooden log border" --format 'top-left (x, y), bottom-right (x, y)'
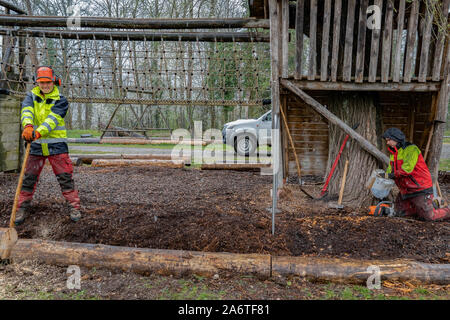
top-left (10, 239), bottom-right (450, 285)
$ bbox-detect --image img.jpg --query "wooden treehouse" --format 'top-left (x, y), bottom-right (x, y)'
top-left (251, 0), bottom-right (449, 194)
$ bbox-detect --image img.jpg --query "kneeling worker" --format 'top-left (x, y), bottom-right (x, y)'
top-left (383, 127), bottom-right (449, 221)
top-left (15, 66), bottom-right (81, 225)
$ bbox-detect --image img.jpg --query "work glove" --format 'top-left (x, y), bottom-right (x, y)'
top-left (22, 125), bottom-right (40, 142)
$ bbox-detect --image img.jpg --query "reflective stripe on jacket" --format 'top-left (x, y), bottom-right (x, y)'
top-left (21, 86), bottom-right (69, 156)
top-left (385, 143), bottom-right (433, 196)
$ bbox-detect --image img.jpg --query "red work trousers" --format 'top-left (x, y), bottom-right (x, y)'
top-left (395, 193), bottom-right (450, 221)
top-left (18, 153), bottom-right (81, 210)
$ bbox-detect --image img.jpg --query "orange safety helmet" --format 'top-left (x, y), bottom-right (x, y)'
top-left (35, 66), bottom-right (61, 86)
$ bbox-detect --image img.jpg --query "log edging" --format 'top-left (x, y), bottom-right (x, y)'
top-left (10, 239), bottom-right (450, 284)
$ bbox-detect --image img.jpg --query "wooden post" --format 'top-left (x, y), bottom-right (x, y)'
top-left (381, 0), bottom-right (393, 83)
top-left (428, 44), bottom-right (450, 180)
top-left (368, 0), bottom-right (383, 83)
top-left (281, 79), bottom-right (390, 165)
top-left (281, 0), bottom-right (289, 79)
top-left (320, 0), bottom-right (331, 81)
top-left (431, 0), bottom-right (450, 81)
top-left (343, 0), bottom-right (356, 82)
top-left (308, 0), bottom-right (318, 81)
top-left (330, 0), bottom-right (342, 82)
top-left (295, 0), bottom-right (304, 80)
top-left (269, 0), bottom-right (283, 235)
top-left (418, 3), bottom-right (433, 83)
top-left (403, 0), bottom-right (420, 83)
top-left (392, 0), bottom-right (405, 83)
top-left (355, 0), bottom-right (369, 83)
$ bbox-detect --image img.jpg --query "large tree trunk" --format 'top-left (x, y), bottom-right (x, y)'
top-left (325, 92), bottom-right (381, 207)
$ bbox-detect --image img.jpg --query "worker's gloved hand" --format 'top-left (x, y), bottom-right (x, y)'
top-left (22, 125), bottom-right (35, 142)
top-left (387, 172), bottom-right (396, 180)
top-left (33, 130), bottom-right (41, 140)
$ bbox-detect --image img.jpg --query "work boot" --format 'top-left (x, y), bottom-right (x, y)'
top-left (14, 207), bottom-right (28, 226)
top-left (69, 208), bottom-right (82, 222)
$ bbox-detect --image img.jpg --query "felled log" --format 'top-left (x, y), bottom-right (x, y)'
top-left (201, 163), bottom-right (271, 171)
top-left (11, 239), bottom-right (270, 277)
top-left (70, 153), bottom-right (191, 165)
top-left (272, 256), bottom-right (450, 285)
top-left (67, 138), bottom-right (101, 144)
top-left (91, 159), bottom-right (185, 168)
top-left (10, 239), bottom-right (450, 284)
top-left (100, 137), bottom-right (207, 146)
top-left (71, 157), bottom-right (83, 167)
top-left (102, 125), bottom-right (145, 138)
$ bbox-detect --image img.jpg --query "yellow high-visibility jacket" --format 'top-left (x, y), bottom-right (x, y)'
top-left (21, 86), bottom-right (69, 156)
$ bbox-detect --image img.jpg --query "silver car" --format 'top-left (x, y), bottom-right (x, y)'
top-left (222, 110), bottom-right (272, 156)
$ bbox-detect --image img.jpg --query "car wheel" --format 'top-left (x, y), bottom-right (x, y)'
top-left (234, 134), bottom-right (257, 156)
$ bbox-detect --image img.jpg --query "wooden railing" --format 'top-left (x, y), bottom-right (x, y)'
top-left (292, 0), bottom-right (449, 84)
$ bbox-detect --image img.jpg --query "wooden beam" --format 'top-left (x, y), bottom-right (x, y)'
top-left (295, 0), bottom-right (305, 80)
top-left (418, 4), bottom-right (433, 82)
top-left (431, 0), bottom-right (450, 81)
top-left (343, 0), bottom-right (356, 82)
top-left (381, 0), bottom-right (394, 83)
top-left (281, 79), bottom-right (390, 164)
top-left (355, 0), bottom-right (369, 83)
top-left (320, 0), bottom-right (332, 81)
top-left (0, 15), bottom-right (270, 29)
top-left (283, 79), bottom-right (440, 92)
top-left (403, 0), bottom-right (420, 83)
top-left (392, 0), bottom-right (405, 83)
top-left (0, 28), bottom-right (270, 43)
top-left (368, 0), bottom-right (383, 83)
top-left (308, 0), bottom-right (318, 81)
top-left (330, 0), bottom-right (342, 82)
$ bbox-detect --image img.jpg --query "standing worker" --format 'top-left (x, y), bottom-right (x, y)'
top-left (15, 66), bottom-right (81, 225)
top-left (383, 127), bottom-right (449, 221)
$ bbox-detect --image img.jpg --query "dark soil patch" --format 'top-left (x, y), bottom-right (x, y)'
top-left (0, 166), bottom-right (448, 263)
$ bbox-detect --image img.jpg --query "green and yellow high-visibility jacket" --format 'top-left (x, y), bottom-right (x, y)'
top-left (21, 86), bottom-right (69, 156)
top-left (385, 142), bottom-right (433, 196)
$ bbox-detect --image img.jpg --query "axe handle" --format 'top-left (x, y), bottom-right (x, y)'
top-left (10, 143), bottom-right (31, 228)
top-left (338, 160), bottom-right (349, 205)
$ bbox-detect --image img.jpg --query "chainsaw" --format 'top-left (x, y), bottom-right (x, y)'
top-left (368, 201), bottom-right (395, 217)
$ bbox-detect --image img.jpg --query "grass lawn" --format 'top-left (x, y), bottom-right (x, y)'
top-left (439, 158), bottom-right (450, 171)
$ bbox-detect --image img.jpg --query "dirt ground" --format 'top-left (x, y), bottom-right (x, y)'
top-left (0, 165), bottom-right (449, 263)
top-left (0, 165), bottom-right (449, 300)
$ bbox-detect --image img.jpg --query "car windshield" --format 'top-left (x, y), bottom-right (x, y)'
top-left (260, 111), bottom-right (271, 121)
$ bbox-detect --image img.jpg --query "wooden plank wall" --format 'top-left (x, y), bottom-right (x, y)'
top-left (286, 92), bottom-right (434, 176)
top-left (293, 0), bottom-right (449, 83)
top-left (286, 93), bottom-right (329, 176)
top-left (0, 95), bottom-right (20, 172)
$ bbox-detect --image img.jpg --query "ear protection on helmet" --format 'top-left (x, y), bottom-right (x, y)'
top-left (34, 66), bottom-right (62, 86)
